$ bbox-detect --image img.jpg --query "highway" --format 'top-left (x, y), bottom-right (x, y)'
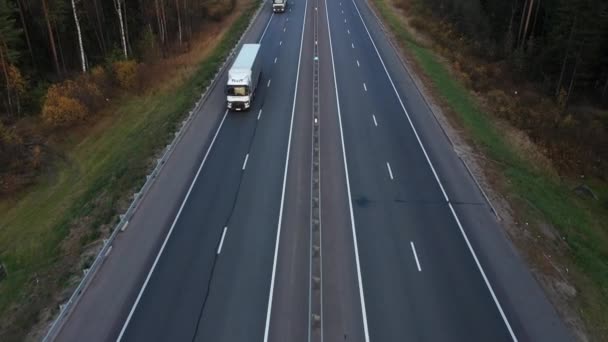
top-left (53, 0), bottom-right (573, 341)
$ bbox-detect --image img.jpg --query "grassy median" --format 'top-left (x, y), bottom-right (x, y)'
top-left (0, 0), bottom-right (258, 339)
top-left (370, 0), bottom-right (608, 339)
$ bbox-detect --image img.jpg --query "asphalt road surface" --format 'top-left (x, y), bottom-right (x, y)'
top-left (54, 0), bottom-right (574, 341)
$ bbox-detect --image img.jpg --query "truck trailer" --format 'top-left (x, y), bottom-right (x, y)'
top-left (226, 44), bottom-right (262, 111)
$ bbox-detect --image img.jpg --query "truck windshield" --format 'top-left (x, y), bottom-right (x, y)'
top-left (227, 86), bottom-right (249, 96)
top-left (273, 0), bottom-right (285, 3)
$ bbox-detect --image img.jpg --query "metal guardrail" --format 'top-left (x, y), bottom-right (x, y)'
top-left (42, 2), bottom-right (266, 341)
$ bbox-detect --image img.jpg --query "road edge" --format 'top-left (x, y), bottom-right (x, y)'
top-left (41, 2), bottom-right (266, 340)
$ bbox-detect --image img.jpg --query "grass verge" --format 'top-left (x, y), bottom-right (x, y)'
top-left (0, 1), bottom-right (258, 340)
top-left (371, 0), bottom-right (608, 339)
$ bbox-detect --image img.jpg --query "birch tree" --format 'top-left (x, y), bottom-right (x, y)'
top-left (71, 0), bottom-right (86, 72)
top-left (114, 0), bottom-right (128, 59)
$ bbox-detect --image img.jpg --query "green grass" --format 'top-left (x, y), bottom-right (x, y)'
top-left (372, 0), bottom-right (608, 338)
top-left (0, 1), bottom-right (258, 339)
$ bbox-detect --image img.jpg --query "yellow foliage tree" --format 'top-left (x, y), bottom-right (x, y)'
top-left (42, 82), bottom-right (89, 127)
top-left (112, 60), bottom-right (138, 89)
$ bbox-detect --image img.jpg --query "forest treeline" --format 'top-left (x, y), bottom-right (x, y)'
top-left (423, 0), bottom-right (608, 102)
top-left (0, 0), bottom-right (236, 194)
top-left (411, 0), bottom-right (608, 177)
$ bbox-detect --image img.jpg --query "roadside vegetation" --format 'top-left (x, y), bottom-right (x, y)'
top-left (0, 0), bottom-right (258, 339)
top-left (369, 0), bottom-right (608, 340)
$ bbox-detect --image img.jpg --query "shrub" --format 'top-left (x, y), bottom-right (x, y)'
top-left (112, 60), bottom-right (139, 90)
top-left (41, 83), bottom-right (89, 127)
top-left (41, 70), bottom-right (110, 127)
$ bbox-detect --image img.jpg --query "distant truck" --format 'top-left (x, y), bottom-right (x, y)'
top-left (226, 44), bottom-right (262, 111)
top-left (272, 0), bottom-right (287, 12)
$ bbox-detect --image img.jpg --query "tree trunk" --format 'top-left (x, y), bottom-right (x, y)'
top-left (161, 0), bottom-right (168, 45)
top-left (16, 0), bottom-right (35, 66)
top-left (71, 0), bottom-right (87, 72)
top-left (115, 0), bottom-right (128, 59)
top-left (41, 0), bottom-right (61, 76)
top-left (556, 17), bottom-right (577, 97)
top-left (565, 55), bottom-right (579, 107)
top-left (155, 0), bottom-right (164, 45)
top-left (93, 0), bottom-right (107, 54)
top-left (0, 45), bottom-right (13, 117)
top-left (54, 23), bottom-right (67, 74)
top-left (530, 0), bottom-right (541, 37)
top-left (176, 0), bottom-right (182, 45)
top-left (123, 0), bottom-right (132, 55)
top-left (517, 0), bottom-right (529, 47)
top-left (521, 0), bottom-right (535, 47)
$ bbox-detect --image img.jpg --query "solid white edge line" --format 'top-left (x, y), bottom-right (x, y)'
top-left (410, 241), bottom-right (421, 272)
top-left (260, 12), bottom-right (274, 43)
top-left (116, 110), bottom-right (229, 342)
top-left (263, 0), bottom-right (308, 339)
top-left (386, 162), bottom-right (393, 180)
top-left (258, 108), bottom-right (263, 120)
top-left (217, 227), bottom-right (228, 254)
top-left (260, 13), bottom-right (275, 43)
top-left (349, 0), bottom-right (517, 340)
top-left (242, 153), bottom-right (249, 170)
top-left (324, 0), bottom-right (370, 340)
top-left (372, 114), bottom-right (377, 126)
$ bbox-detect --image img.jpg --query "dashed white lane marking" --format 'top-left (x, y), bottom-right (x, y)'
top-left (242, 153), bottom-right (249, 170)
top-left (267, 79), bottom-right (272, 87)
top-left (284, 27), bottom-right (286, 32)
top-left (217, 227), bottom-right (228, 254)
top-left (349, 0), bottom-right (517, 339)
top-left (348, 29), bottom-right (350, 34)
top-left (344, 19), bottom-right (347, 23)
top-left (258, 109), bottom-right (263, 120)
top-left (324, 2), bottom-right (370, 338)
top-left (363, 83), bottom-right (367, 92)
top-left (356, 59), bottom-right (360, 67)
top-left (351, 43), bottom-right (354, 48)
top-left (274, 57), bottom-right (278, 64)
top-left (386, 162), bottom-right (394, 180)
top-left (116, 106), bottom-right (230, 341)
top-left (410, 242), bottom-right (422, 271)
top-left (280, 40), bottom-right (283, 45)
top-left (372, 114), bottom-right (378, 126)
top-left (264, 0), bottom-right (308, 338)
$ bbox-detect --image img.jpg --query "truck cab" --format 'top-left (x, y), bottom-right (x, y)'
top-left (226, 77), bottom-right (252, 111)
top-left (272, 0), bottom-right (286, 12)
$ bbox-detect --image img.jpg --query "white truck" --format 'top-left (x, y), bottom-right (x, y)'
top-left (272, 0), bottom-right (287, 12)
top-left (226, 44), bottom-right (262, 111)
